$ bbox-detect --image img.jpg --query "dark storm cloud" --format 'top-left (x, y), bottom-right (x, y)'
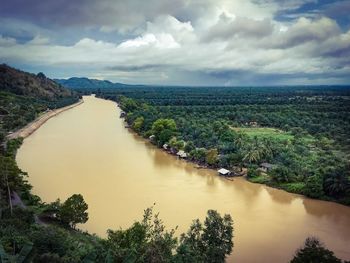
top-left (0, 0), bottom-right (185, 30)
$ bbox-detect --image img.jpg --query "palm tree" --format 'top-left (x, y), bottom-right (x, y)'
top-left (324, 170), bottom-right (349, 197)
top-left (243, 143), bottom-right (261, 164)
top-left (233, 132), bottom-right (245, 150)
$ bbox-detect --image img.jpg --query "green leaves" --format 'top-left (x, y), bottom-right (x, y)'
top-left (57, 194), bottom-right (89, 228)
top-left (176, 210), bottom-right (234, 263)
top-left (0, 242), bottom-right (33, 263)
top-left (151, 118), bottom-right (177, 146)
top-left (291, 237), bottom-right (343, 263)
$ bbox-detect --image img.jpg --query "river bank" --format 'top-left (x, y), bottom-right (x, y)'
top-left (7, 99), bottom-right (83, 140)
top-left (113, 96), bottom-right (350, 207)
top-left (16, 96), bottom-right (350, 262)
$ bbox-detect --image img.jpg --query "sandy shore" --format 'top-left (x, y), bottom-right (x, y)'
top-left (7, 99), bottom-right (84, 140)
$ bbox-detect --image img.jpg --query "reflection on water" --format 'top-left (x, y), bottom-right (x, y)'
top-left (16, 96), bottom-right (350, 263)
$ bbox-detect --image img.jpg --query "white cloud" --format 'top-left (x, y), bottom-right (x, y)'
top-left (0, 0), bottom-right (349, 85)
top-left (119, 33), bottom-right (180, 49)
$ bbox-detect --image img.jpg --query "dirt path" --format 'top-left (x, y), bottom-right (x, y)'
top-left (11, 191), bottom-right (46, 225)
top-left (7, 99), bottom-right (83, 140)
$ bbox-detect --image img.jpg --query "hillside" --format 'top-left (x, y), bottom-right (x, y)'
top-left (55, 77), bottom-right (135, 89)
top-left (0, 64), bottom-right (74, 99)
top-left (0, 65), bottom-right (79, 136)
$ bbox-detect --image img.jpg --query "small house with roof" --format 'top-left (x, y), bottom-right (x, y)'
top-left (177, 150), bottom-right (187, 158)
top-left (218, 168), bottom-right (231, 176)
top-left (259, 163), bottom-right (274, 172)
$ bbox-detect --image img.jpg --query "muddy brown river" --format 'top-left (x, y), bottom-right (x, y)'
top-left (16, 95), bottom-right (350, 262)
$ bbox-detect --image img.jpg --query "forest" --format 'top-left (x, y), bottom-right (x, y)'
top-left (0, 67), bottom-right (236, 262)
top-left (1, 74), bottom-right (349, 261)
top-left (96, 85), bottom-right (350, 205)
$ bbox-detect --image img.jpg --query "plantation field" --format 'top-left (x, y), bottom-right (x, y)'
top-left (230, 127), bottom-right (294, 141)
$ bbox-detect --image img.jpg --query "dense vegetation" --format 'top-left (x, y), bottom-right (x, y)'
top-left (1, 67), bottom-right (349, 262)
top-left (0, 64), bottom-right (75, 99)
top-left (0, 67), bottom-right (235, 262)
top-left (0, 64), bottom-right (80, 139)
top-left (97, 85), bottom-right (350, 205)
top-left (291, 237), bottom-right (349, 263)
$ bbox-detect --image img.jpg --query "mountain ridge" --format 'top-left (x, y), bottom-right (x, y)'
top-left (55, 77), bottom-right (140, 89)
top-left (0, 64), bottom-right (75, 99)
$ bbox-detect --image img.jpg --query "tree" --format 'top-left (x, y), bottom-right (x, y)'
top-left (184, 141), bottom-right (195, 153)
top-left (132, 116), bottom-right (144, 132)
top-left (119, 96), bottom-right (138, 112)
top-left (270, 166), bottom-right (293, 183)
top-left (58, 194), bottom-right (88, 228)
top-left (242, 145), bottom-right (260, 164)
top-left (106, 207), bottom-right (177, 262)
top-left (176, 210), bottom-right (234, 263)
top-left (169, 137), bottom-right (185, 150)
top-left (304, 175), bottom-right (324, 198)
top-left (152, 119), bottom-right (177, 137)
top-left (291, 237), bottom-right (343, 263)
top-left (151, 118), bottom-right (177, 145)
top-left (206, 148), bottom-right (219, 166)
top-left (190, 148), bottom-right (207, 163)
top-left (0, 156), bottom-right (28, 216)
top-left (323, 168), bottom-right (349, 198)
top-left (202, 210), bottom-right (233, 262)
top-left (233, 132), bottom-right (246, 150)
top-left (0, 242), bottom-right (33, 263)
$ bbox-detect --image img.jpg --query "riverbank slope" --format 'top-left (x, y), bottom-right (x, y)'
top-left (7, 99), bottom-right (83, 140)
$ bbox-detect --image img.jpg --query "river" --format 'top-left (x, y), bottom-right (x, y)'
top-left (16, 95), bottom-right (350, 262)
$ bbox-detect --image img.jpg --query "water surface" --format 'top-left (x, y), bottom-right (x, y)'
top-left (17, 96), bottom-right (350, 262)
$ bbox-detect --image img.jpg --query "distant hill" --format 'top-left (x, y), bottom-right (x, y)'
top-left (55, 77), bottom-right (135, 89)
top-left (0, 64), bottom-right (74, 100)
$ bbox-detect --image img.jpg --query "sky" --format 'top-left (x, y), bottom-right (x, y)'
top-left (0, 0), bottom-right (350, 86)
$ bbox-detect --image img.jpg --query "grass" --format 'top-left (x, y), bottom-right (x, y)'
top-left (248, 174), bottom-right (270, 184)
top-left (279, 182), bottom-right (306, 195)
top-left (231, 127), bottom-right (294, 141)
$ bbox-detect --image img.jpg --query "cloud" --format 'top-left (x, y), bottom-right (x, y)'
top-left (275, 17), bottom-right (341, 48)
top-left (202, 13), bottom-right (274, 42)
top-left (0, 0), bottom-right (349, 85)
top-left (0, 35), bottom-right (16, 47)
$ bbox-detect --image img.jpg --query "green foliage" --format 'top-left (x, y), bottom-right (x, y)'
top-left (323, 167), bottom-right (350, 198)
top-left (119, 96), bottom-right (138, 112)
top-left (189, 148), bottom-right (206, 163)
top-left (270, 166), bottom-right (294, 183)
top-left (151, 118), bottom-right (177, 145)
top-left (0, 155), bottom-right (29, 211)
top-left (232, 127), bottom-right (293, 141)
top-left (169, 137), bottom-right (185, 150)
top-left (4, 139), bottom-right (23, 158)
top-left (304, 176), bottom-right (324, 198)
top-left (248, 175), bottom-right (270, 184)
top-left (176, 210), bottom-right (233, 263)
top-left (99, 86), bottom-right (350, 204)
top-left (132, 116), bottom-right (144, 132)
top-left (106, 207), bottom-right (177, 262)
top-left (184, 141), bottom-right (195, 153)
top-left (58, 194), bottom-right (89, 228)
top-left (247, 167), bottom-right (259, 178)
top-left (206, 148), bottom-right (219, 166)
top-left (0, 242), bottom-right (33, 263)
top-left (279, 182), bottom-right (305, 195)
top-left (291, 237), bottom-right (345, 263)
